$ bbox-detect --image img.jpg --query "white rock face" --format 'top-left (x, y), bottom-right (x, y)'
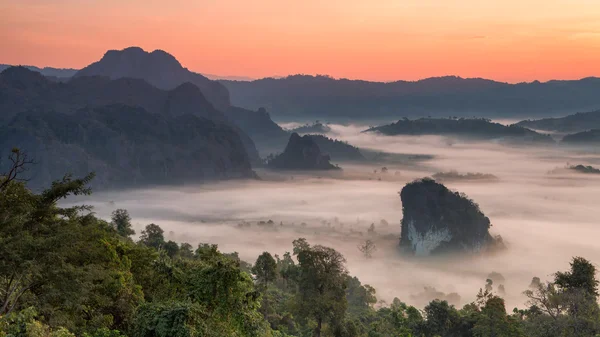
top-left (406, 219), bottom-right (452, 256)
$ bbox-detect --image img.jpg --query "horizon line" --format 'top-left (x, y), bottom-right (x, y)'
top-left (2, 61), bottom-right (599, 85)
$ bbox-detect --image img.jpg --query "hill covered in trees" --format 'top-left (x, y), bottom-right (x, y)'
top-left (561, 129), bottom-right (600, 145)
top-left (365, 118), bottom-right (554, 144)
top-left (1, 168), bottom-right (599, 337)
top-left (517, 110), bottom-right (600, 133)
top-left (221, 74), bottom-right (600, 121)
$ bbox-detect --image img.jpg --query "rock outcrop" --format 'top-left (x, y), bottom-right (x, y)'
top-left (399, 178), bottom-right (493, 256)
top-left (267, 133), bottom-right (339, 170)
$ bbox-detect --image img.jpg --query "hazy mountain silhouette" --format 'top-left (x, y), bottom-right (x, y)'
top-left (365, 117), bottom-right (554, 145)
top-left (221, 75), bottom-right (600, 121)
top-left (517, 110), bottom-right (600, 133)
top-left (223, 107), bottom-right (290, 156)
top-left (267, 133), bottom-right (339, 170)
top-left (0, 67), bottom-right (261, 188)
top-left (74, 47), bottom-right (230, 111)
top-left (0, 66), bottom-right (258, 161)
top-left (0, 64), bottom-right (77, 81)
top-left (561, 129), bottom-right (600, 145)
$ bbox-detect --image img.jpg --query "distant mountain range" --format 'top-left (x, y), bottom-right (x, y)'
top-left (6, 57), bottom-right (600, 122)
top-left (0, 64), bottom-right (77, 80)
top-left (220, 75), bottom-right (600, 121)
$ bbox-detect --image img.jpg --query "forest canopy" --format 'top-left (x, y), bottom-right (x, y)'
top-left (1, 156), bottom-right (599, 337)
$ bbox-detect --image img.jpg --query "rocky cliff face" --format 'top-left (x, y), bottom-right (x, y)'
top-left (74, 47), bottom-right (230, 111)
top-left (399, 178), bottom-right (493, 256)
top-left (0, 105), bottom-right (255, 190)
top-left (267, 133), bottom-right (339, 170)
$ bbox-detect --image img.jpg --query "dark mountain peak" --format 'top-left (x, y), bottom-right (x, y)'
top-left (267, 133), bottom-right (339, 170)
top-left (75, 46), bottom-right (230, 110)
top-left (0, 66), bottom-right (50, 89)
top-left (84, 46), bottom-right (184, 78)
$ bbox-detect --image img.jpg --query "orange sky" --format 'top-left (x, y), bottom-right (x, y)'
top-left (1, 0), bottom-right (600, 82)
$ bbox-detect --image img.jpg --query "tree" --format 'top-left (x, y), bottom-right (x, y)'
top-left (0, 148), bottom-right (34, 191)
top-left (162, 240), bottom-right (179, 258)
top-left (139, 223), bottom-right (165, 249)
top-left (252, 252), bottom-right (278, 290)
top-left (293, 240), bottom-right (348, 337)
top-left (424, 299), bottom-right (460, 336)
top-left (111, 209), bottom-right (135, 237)
top-left (357, 239), bottom-right (377, 258)
top-left (0, 172), bottom-right (142, 333)
top-left (179, 243), bottom-right (194, 259)
top-left (472, 296), bottom-right (523, 337)
top-left (555, 256), bottom-right (599, 297)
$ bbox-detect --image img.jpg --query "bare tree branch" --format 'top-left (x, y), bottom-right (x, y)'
top-left (0, 148), bottom-right (35, 191)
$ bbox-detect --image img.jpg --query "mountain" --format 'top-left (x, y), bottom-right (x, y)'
top-left (267, 133), bottom-right (339, 170)
top-left (221, 75), bottom-right (600, 121)
top-left (73, 47), bottom-right (230, 111)
top-left (365, 117), bottom-right (554, 144)
top-left (0, 67), bottom-right (261, 188)
top-left (0, 104), bottom-right (255, 190)
top-left (223, 107), bottom-right (290, 156)
top-left (561, 129), bottom-right (600, 145)
top-left (0, 66), bottom-right (259, 161)
top-left (0, 64), bottom-right (77, 80)
top-left (517, 110), bottom-right (600, 133)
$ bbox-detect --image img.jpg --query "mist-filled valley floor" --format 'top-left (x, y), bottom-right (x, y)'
top-left (72, 123), bottom-right (600, 311)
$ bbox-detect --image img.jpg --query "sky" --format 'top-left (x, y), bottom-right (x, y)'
top-left (1, 0), bottom-right (600, 82)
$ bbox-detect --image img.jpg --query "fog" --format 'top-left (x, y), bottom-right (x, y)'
top-left (69, 124), bottom-right (600, 310)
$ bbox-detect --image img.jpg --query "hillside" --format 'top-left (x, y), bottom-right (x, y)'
top-left (365, 118), bottom-right (554, 144)
top-left (221, 75), bottom-right (600, 121)
top-left (0, 105), bottom-right (255, 190)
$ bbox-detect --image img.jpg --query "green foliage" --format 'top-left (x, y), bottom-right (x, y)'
top-left (293, 239), bottom-right (349, 337)
top-left (2, 158), bottom-right (600, 337)
top-left (253, 252), bottom-right (278, 289)
top-left (132, 302), bottom-right (208, 337)
top-left (111, 209), bottom-right (135, 237)
top-left (139, 224), bottom-right (165, 249)
top-left (555, 256), bottom-right (599, 297)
